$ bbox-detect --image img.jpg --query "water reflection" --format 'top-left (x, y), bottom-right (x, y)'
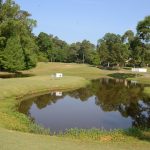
top-left (55, 92), bottom-right (63, 97)
top-left (18, 78), bottom-right (150, 132)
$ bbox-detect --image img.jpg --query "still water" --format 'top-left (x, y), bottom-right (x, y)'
top-left (18, 78), bottom-right (150, 132)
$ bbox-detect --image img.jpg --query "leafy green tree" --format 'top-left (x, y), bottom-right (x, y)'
top-left (137, 16), bottom-right (150, 42)
top-left (0, 0), bottom-right (37, 71)
top-left (111, 43), bottom-right (129, 67)
top-left (145, 44), bottom-right (150, 66)
top-left (78, 40), bottom-right (95, 64)
top-left (37, 32), bottom-right (52, 53)
top-left (97, 33), bottom-right (129, 67)
top-left (37, 33), bottom-right (69, 62)
top-left (2, 36), bottom-right (25, 71)
top-left (136, 16), bottom-right (150, 66)
top-left (36, 32), bottom-right (51, 61)
top-left (122, 30), bottom-right (134, 44)
top-left (22, 36), bottom-right (37, 69)
top-left (97, 40), bottom-right (109, 66)
top-left (52, 36), bottom-right (69, 62)
top-left (129, 36), bottom-right (146, 67)
top-left (102, 33), bottom-right (122, 49)
top-left (88, 51), bottom-right (100, 65)
top-left (67, 43), bottom-right (79, 62)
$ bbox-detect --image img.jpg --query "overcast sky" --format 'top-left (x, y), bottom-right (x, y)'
top-left (15, 0), bottom-right (150, 44)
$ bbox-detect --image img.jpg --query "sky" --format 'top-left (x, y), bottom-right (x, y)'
top-left (15, 0), bottom-right (150, 44)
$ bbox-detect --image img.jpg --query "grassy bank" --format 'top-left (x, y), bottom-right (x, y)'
top-left (0, 128), bottom-right (150, 150)
top-left (128, 70), bottom-right (150, 95)
top-left (144, 87), bottom-right (150, 95)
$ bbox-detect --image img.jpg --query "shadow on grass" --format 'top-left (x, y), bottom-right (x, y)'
top-left (108, 73), bottom-right (139, 79)
top-left (123, 128), bottom-right (150, 142)
top-left (123, 67), bottom-right (132, 70)
top-left (0, 72), bottom-right (34, 79)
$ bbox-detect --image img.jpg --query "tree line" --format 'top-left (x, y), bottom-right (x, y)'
top-left (0, 0), bottom-right (150, 72)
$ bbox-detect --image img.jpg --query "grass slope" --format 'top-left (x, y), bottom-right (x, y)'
top-left (0, 128), bottom-right (150, 150)
top-left (22, 62), bottom-right (113, 79)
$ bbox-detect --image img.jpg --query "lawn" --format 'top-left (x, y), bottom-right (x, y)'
top-left (22, 62), bottom-right (112, 79)
top-left (0, 128), bottom-right (150, 150)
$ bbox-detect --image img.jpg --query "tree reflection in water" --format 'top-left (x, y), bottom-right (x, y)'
top-left (18, 78), bottom-right (150, 129)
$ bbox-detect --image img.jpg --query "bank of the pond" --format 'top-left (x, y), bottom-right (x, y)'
top-left (144, 87), bottom-right (150, 95)
top-left (0, 75), bottom-right (90, 133)
top-left (1, 128), bottom-right (150, 150)
top-left (128, 77), bottom-right (150, 95)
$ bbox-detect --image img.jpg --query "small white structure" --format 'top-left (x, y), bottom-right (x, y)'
top-left (55, 92), bottom-right (62, 96)
top-left (55, 73), bottom-right (63, 78)
top-left (131, 68), bottom-right (147, 73)
top-left (131, 80), bottom-right (138, 85)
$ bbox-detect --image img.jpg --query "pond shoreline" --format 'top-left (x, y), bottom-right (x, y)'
top-left (0, 76), bottom-right (90, 133)
top-left (0, 63), bottom-right (150, 142)
top-left (19, 78), bottom-right (150, 133)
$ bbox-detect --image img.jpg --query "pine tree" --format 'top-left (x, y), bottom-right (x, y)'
top-left (2, 36), bottom-right (25, 72)
top-left (0, 0), bottom-right (37, 71)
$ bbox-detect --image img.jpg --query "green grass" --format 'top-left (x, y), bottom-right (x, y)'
top-left (22, 62), bottom-right (114, 79)
top-left (58, 128), bottom-right (150, 142)
top-left (0, 62), bottom-right (150, 149)
top-left (0, 128), bottom-right (150, 150)
top-left (144, 87), bottom-right (150, 95)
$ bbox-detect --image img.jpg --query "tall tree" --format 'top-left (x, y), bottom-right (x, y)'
top-left (136, 16), bottom-right (150, 66)
top-left (78, 40), bottom-right (95, 64)
top-left (0, 0), bottom-right (37, 71)
top-left (37, 32), bottom-right (52, 53)
top-left (22, 36), bottom-right (37, 69)
top-left (111, 43), bottom-right (129, 67)
top-left (97, 33), bottom-right (129, 67)
top-left (122, 30), bottom-right (134, 44)
top-left (97, 40), bottom-right (109, 66)
top-left (67, 43), bottom-right (79, 63)
top-left (137, 16), bottom-right (150, 42)
top-left (1, 36), bottom-right (25, 71)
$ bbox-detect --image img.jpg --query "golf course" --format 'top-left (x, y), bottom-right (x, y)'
top-left (0, 62), bottom-right (150, 150)
top-left (1, 0), bottom-right (150, 149)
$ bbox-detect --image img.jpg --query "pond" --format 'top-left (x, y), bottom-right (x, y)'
top-left (18, 78), bottom-right (150, 133)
